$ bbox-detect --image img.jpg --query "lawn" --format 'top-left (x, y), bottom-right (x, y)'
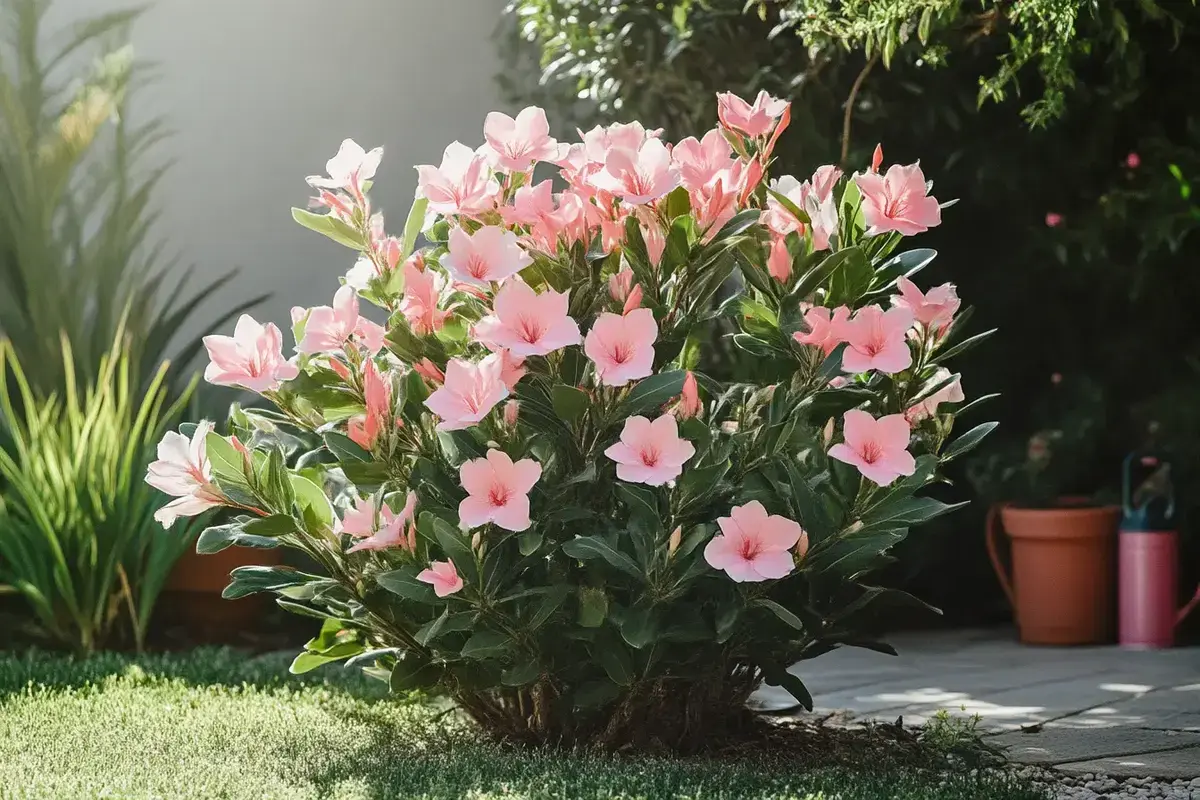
top-left (0, 650), bottom-right (1048, 800)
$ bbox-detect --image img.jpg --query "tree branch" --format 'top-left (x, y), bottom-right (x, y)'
top-left (841, 54), bottom-right (880, 166)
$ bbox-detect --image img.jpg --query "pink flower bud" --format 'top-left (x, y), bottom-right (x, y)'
top-left (329, 359), bottom-right (351, 380)
top-left (405, 522), bottom-right (417, 554)
top-left (622, 283), bottom-right (644, 315)
top-left (1045, 212), bottom-right (1064, 228)
top-left (871, 143), bottom-right (884, 174)
top-left (1125, 152), bottom-right (1141, 169)
top-left (676, 371), bottom-right (701, 419)
top-left (471, 532), bottom-right (482, 552)
top-left (823, 417), bottom-right (835, 446)
top-left (609, 268), bottom-right (635, 302)
top-left (317, 190), bottom-right (353, 221)
top-left (795, 528), bottom-right (810, 560)
top-left (668, 526), bottom-right (682, 557)
top-left (413, 358), bottom-right (445, 385)
top-left (382, 237), bottom-right (402, 272)
top-left (503, 399), bottom-right (520, 427)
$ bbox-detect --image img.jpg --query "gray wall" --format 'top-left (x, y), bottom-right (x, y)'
top-left (55, 0), bottom-right (511, 346)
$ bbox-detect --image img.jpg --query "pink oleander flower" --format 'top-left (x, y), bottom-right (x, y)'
top-left (297, 286), bottom-right (384, 355)
top-left (423, 353), bottom-right (509, 431)
top-left (905, 369), bottom-right (965, 425)
top-left (672, 128), bottom-right (735, 192)
top-left (348, 359), bottom-right (391, 449)
top-left (768, 235), bottom-right (791, 282)
top-left (829, 410), bottom-right (916, 487)
top-left (854, 162), bottom-right (942, 237)
top-left (604, 413), bottom-right (696, 486)
top-left (203, 315), bottom-right (299, 393)
top-left (676, 371), bottom-right (702, 420)
top-left (609, 268), bottom-right (635, 303)
top-left (344, 491), bottom-right (417, 553)
top-left (473, 280), bottom-right (582, 357)
top-left (810, 165), bottom-right (843, 202)
top-left (578, 121), bottom-right (659, 165)
top-left (805, 191), bottom-right (839, 251)
top-left (458, 449), bottom-right (542, 532)
top-left (400, 257), bottom-right (452, 335)
top-left (622, 284), bottom-right (644, 315)
top-left (503, 399), bottom-right (520, 427)
top-left (306, 138), bottom-right (382, 191)
top-left (145, 420), bottom-right (225, 527)
top-left (441, 225), bottom-right (532, 288)
top-left (1125, 152), bottom-right (1141, 169)
top-left (584, 308), bottom-right (658, 386)
top-left (642, 222), bottom-right (666, 266)
top-left (690, 172), bottom-right (739, 238)
top-left (590, 138), bottom-right (680, 205)
top-left (495, 349), bottom-right (526, 391)
top-left (483, 106), bottom-right (562, 172)
top-left (704, 500), bottom-right (804, 582)
top-left (416, 141), bottom-right (500, 216)
top-left (840, 305), bottom-right (915, 375)
top-left (893, 276), bottom-right (960, 331)
top-left (1045, 212), bottom-right (1064, 228)
top-left (500, 180), bottom-right (556, 227)
top-left (716, 90), bottom-right (789, 137)
top-left (793, 306), bottom-right (851, 355)
top-left (417, 560), bottom-right (463, 597)
top-left (763, 174), bottom-right (808, 236)
top-left (413, 357), bottom-right (445, 385)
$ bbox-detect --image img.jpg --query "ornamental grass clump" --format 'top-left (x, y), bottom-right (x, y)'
top-left (146, 94), bottom-right (995, 751)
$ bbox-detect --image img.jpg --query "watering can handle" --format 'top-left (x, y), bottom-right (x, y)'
top-left (985, 504), bottom-right (1015, 607)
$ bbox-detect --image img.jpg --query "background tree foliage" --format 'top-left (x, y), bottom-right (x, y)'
top-left (504, 0), bottom-right (1200, 624)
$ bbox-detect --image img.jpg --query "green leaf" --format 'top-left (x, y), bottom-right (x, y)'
top-left (421, 512), bottom-right (478, 584)
top-left (291, 474), bottom-right (333, 528)
top-left (529, 585), bottom-right (570, 630)
top-left (591, 636), bottom-right (633, 686)
top-left (561, 536), bottom-right (642, 581)
top-left (289, 644), bottom-right (362, 674)
top-left (222, 566), bottom-right (320, 600)
top-left (292, 207), bottom-right (366, 249)
top-left (941, 421), bottom-right (998, 461)
top-left (205, 432), bottom-right (246, 484)
top-left (621, 370), bottom-right (686, 416)
top-left (415, 607), bottom-right (451, 646)
top-left (826, 247), bottom-right (873, 306)
top-left (678, 460), bottom-right (730, 502)
top-left (501, 655), bottom-right (541, 687)
top-left (871, 248), bottom-right (937, 288)
top-left (933, 328), bottom-right (997, 363)
top-left (617, 606), bottom-right (659, 648)
top-left (460, 630), bottom-right (509, 659)
top-left (551, 384), bottom-right (590, 422)
top-left (241, 514), bottom-right (297, 537)
top-left (614, 483), bottom-right (658, 519)
top-left (401, 195), bottom-right (429, 259)
top-left (759, 660), bottom-right (813, 711)
top-left (376, 567), bottom-right (437, 602)
top-left (577, 586), bottom-right (608, 628)
top-left (390, 655), bottom-right (442, 691)
top-left (765, 188), bottom-right (809, 226)
top-left (324, 431), bottom-right (371, 463)
top-left (518, 530), bottom-right (543, 556)
top-left (859, 496), bottom-right (967, 532)
top-left (196, 522), bottom-right (280, 555)
top-left (754, 598), bottom-right (805, 631)
top-left (782, 459), bottom-right (835, 542)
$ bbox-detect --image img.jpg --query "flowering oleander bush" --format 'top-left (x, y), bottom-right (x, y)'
top-left (145, 94), bottom-right (994, 750)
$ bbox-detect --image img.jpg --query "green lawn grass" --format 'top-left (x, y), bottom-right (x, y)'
top-left (0, 649), bottom-right (1047, 800)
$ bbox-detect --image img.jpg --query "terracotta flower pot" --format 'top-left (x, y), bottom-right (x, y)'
top-left (987, 502), bottom-right (1120, 645)
top-left (159, 547), bottom-right (282, 644)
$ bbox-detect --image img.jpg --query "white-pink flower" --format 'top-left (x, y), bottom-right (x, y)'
top-left (584, 309), bottom-right (658, 386)
top-left (441, 225), bottom-right (532, 288)
top-left (483, 106), bottom-right (562, 172)
top-left (417, 560), bottom-right (463, 597)
top-left (716, 90), bottom-right (789, 137)
top-left (145, 420), bottom-right (225, 527)
top-left (672, 128), bottom-right (736, 192)
top-left (704, 501), bottom-right (804, 582)
top-left (590, 138), bottom-right (680, 205)
top-left (500, 180), bottom-right (556, 227)
top-left (893, 276), bottom-right (960, 331)
top-left (604, 414), bottom-right (696, 486)
top-left (854, 162), bottom-right (942, 237)
top-left (578, 121), bottom-right (659, 165)
top-left (905, 369), bottom-right (965, 425)
top-left (306, 139), bottom-right (382, 191)
top-left (416, 141), bottom-right (500, 216)
top-left (793, 306), bottom-right (851, 356)
top-left (828, 410), bottom-right (917, 486)
top-left (399, 258), bottom-right (451, 335)
top-left (423, 353), bottom-right (509, 431)
top-left (458, 449), bottom-right (542, 532)
top-left (840, 305), bottom-right (914, 375)
top-left (296, 286), bottom-right (384, 355)
top-left (203, 315), bottom-right (299, 393)
top-left (343, 491), bottom-right (417, 553)
top-left (473, 281), bottom-right (582, 357)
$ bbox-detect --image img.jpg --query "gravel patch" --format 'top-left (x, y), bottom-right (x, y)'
top-left (1015, 765), bottom-right (1200, 798)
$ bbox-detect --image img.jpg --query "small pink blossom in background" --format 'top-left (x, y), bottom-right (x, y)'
top-left (441, 225), bottom-right (532, 288)
top-left (203, 315), bottom-right (299, 393)
top-left (473, 281), bottom-right (582, 357)
top-left (306, 138), bottom-right (382, 191)
top-left (584, 308), bottom-right (658, 386)
top-left (768, 235), bottom-right (791, 282)
top-left (704, 500), bottom-right (804, 582)
top-left (458, 449), bottom-right (542, 531)
top-left (483, 106), bottom-right (562, 172)
top-left (500, 180), bottom-right (556, 227)
top-left (348, 359), bottom-right (391, 449)
top-left (423, 353), bottom-right (509, 431)
top-left (1051, 372), bottom-right (1063, 385)
top-left (870, 143), bottom-right (884, 174)
top-left (497, 349), bottom-right (526, 391)
top-left (412, 357), bottom-right (445, 385)
top-left (503, 399), bottom-right (520, 427)
top-left (829, 410), bottom-right (916, 486)
top-left (416, 141), bottom-right (500, 216)
top-left (716, 90), bottom-right (789, 137)
top-left (905, 369), bottom-right (964, 425)
top-left (297, 286), bottom-right (384, 355)
top-left (840, 305), bottom-right (914, 375)
top-left (344, 491), bottom-right (417, 553)
top-left (676, 371), bottom-right (702, 419)
top-left (854, 163), bottom-right (941, 237)
top-left (400, 257), bottom-right (452, 336)
top-left (1125, 152), bottom-right (1141, 169)
top-left (609, 267), bottom-right (635, 303)
top-left (417, 560), bottom-right (463, 597)
top-left (793, 306), bottom-right (851, 355)
top-left (145, 420), bottom-right (224, 527)
top-left (604, 413), bottom-right (696, 486)
top-left (1044, 212), bottom-right (1064, 228)
top-left (590, 138), bottom-right (680, 205)
top-left (892, 276), bottom-right (960, 330)
top-left (672, 128), bottom-right (735, 192)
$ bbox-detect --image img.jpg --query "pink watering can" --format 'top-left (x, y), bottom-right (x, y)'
top-left (1118, 453), bottom-right (1200, 648)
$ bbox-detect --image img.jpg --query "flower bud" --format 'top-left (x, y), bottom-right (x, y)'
top-left (609, 267), bottom-right (635, 303)
top-left (382, 236), bottom-right (402, 272)
top-left (870, 143), bottom-right (883, 174)
top-left (676, 371), bottom-right (701, 420)
top-left (405, 523), bottom-right (417, 554)
top-left (622, 283), bottom-right (644, 315)
top-left (503, 399), bottom-right (520, 427)
top-left (329, 359), bottom-right (351, 380)
top-left (795, 529), bottom-right (810, 561)
top-left (471, 532), bottom-right (482, 552)
top-left (822, 417), bottom-right (835, 446)
top-left (413, 358), bottom-right (445, 385)
top-left (667, 526), bottom-right (682, 557)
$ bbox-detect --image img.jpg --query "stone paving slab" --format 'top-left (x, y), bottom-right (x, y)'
top-left (1056, 745), bottom-right (1200, 780)
top-left (991, 728), bottom-right (1200, 765)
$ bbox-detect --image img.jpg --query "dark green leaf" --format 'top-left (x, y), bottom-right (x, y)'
top-left (551, 384), bottom-right (590, 421)
top-left (941, 421), bottom-right (999, 461)
top-left (501, 655), bottom-right (541, 687)
top-left (561, 536), bottom-right (642, 580)
top-left (529, 585), bottom-right (570, 630)
top-left (460, 630), bottom-right (509, 659)
top-left (759, 660), bottom-right (813, 711)
top-left (241, 514), bottom-right (297, 537)
top-left (376, 567), bottom-right (437, 603)
top-left (196, 522), bottom-right (281, 555)
top-left (577, 586), bottom-right (609, 627)
top-left (755, 598), bottom-right (806, 631)
top-left (324, 431), bottom-right (371, 463)
top-left (621, 370), bottom-right (687, 416)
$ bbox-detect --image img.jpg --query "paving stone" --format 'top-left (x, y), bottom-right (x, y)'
top-left (991, 728), bottom-right (1200, 765)
top-left (1056, 745), bottom-right (1200, 780)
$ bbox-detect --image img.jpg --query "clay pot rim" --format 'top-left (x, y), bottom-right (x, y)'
top-left (998, 501), bottom-right (1120, 521)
